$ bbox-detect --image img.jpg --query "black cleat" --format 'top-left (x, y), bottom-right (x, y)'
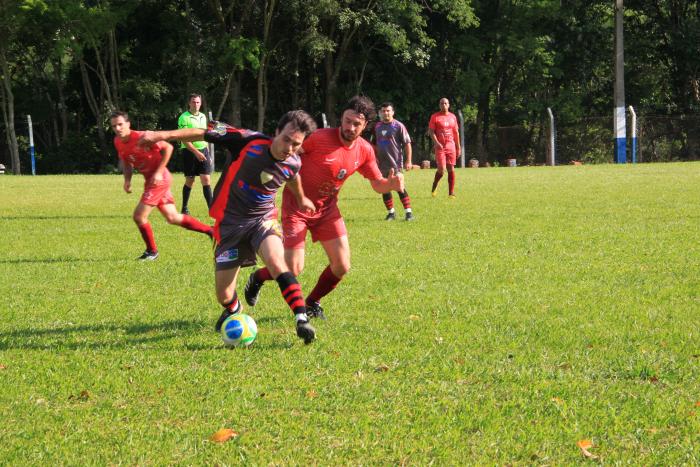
top-left (405, 211), bottom-right (414, 221)
top-left (306, 302), bottom-right (327, 320)
top-left (215, 306), bottom-right (240, 332)
top-left (385, 211), bottom-right (396, 221)
top-left (181, 207), bottom-right (190, 215)
top-left (137, 250), bottom-right (159, 261)
top-left (244, 271), bottom-right (264, 306)
top-left (296, 319), bottom-right (316, 344)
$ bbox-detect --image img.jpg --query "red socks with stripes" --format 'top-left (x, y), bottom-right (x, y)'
top-left (275, 272), bottom-right (308, 320)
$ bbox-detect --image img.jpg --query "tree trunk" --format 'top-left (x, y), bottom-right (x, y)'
top-left (229, 74), bottom-right (242, 126)
top-left (80, 58), bottom-right (110, 156)
top-left (0, 48), bottom-right (20, 174)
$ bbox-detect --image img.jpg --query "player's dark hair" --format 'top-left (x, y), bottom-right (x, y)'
top-left (109, 110), bottom-right (129, 121)
top-left (342, 95), bottom-right (376, 122)
top-left (379, 102), bottom-right (394, 110)
top-left (189, 93), bottom-right (202, 100)
top-left (276, 110), bottom-right (317, 136)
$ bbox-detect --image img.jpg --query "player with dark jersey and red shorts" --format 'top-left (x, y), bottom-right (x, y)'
top-left (110, 111), bottom-right (213, 261)
top-left (244, 95), bottom-right (405, 320)
top-left (140, 111), bottom-right (319, 344)
top-left (428, 97), bottom-right (461, 197)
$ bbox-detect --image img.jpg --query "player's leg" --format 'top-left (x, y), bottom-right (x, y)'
top-left (432, 151), bottom-right (446, 196)
top-left (214, 266), bottom-right (242, 331)
top-left (132, 202), bottom-right (158, 259)
top-left (382, 192), bottom-right (395, 220)
top-left (181, 150), bottom-right (196, 214)
top-left (305, 235), bottom-right (350, 319)
top-left (399, 188), bottom-right (414, 221)
top-left (258, 235), bottom-right (315, 343)
top-left (199, 148), bottom-right (213, 208)
top-left (158, 203), bottom-right (213, 237)
top-left (447, 163), bottom-right (456, 197)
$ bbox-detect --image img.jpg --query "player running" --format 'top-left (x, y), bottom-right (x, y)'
top-left (244, 95), bottom-right (404, 320)
top-left (140, 111), bottom-right (318, 344)
top-left (372, 102), bottom-right (414, 221)
top-left (110, 111), bottom-right (213, 261)
top-left (428, 97), bottom-right (461, 198)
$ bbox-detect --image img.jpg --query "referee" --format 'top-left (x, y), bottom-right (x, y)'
top-left (178, 93), bottom-right (212, 214)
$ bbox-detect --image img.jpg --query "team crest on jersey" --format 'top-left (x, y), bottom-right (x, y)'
top-left (260, 171), bottom-right (274, 184)
top-left (214, 122), bottom-right (227, 136)
top-left (337, 168), bottom-right (347, 180)
top-left (215, 248), bottom-right (238, 263)
top-left (382, 130), bottom-right (387, 136)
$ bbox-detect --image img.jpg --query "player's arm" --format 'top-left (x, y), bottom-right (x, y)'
top-left (428, 128), bottom-right (442, 149)
top-left (369, 169), bottom-right (404, 194)
top-left (453, 123), bottom-right (461, 156)
top-left (185, 141), bottom-right (206, 161)
top-left (404, 142), bottom-right (413, 170)
top-left (286, 175), bottom-right (315, 214)
top-left (120, 159), bottom-right (133, 193)
top-left (152, 141), bottom-right (173, 184)
top-left (140, 128), bottom-right (206, 145)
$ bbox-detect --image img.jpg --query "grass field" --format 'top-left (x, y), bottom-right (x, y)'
top-left (1, 163), bottom-right (699, 464)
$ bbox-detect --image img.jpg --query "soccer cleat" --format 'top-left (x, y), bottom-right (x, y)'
top-left (431, 190), bottom-right (437, 197)
top-left (244, 271), bottom-right (264, 306)
top-left (405, 211), bottom-right (414, 221)
top-left (215, 306), bottom-right (240, 332)
top-left (306, 302), bottom-right (327, 320)
top-left (296, 319), bottom-right (316, 344)
top-left (181, 207), bottom-right (190, 215)
top-left (449, 194), bottom-right (456, 199)
top-left (385, 211), bottom-right (396, 221)
top-left (137, 250), bottom-right (159, 261)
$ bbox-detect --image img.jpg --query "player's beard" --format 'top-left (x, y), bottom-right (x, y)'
top-left (341, 129), bottom-right (358, 143)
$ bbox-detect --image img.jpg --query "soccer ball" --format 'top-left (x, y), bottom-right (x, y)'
top-left (221, 313), bottom-right (258, 348)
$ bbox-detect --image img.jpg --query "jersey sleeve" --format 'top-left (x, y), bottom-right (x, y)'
top-left (204, 121), bottom-right (254, 155)
top-left (357, 143), bottom-right (383, 180)
top-left (400, 123), bottom-right (412, 144)
top-left (177, 113), bottom-right (187, 129)
top-left (428, 114), bottom-right (437, 131)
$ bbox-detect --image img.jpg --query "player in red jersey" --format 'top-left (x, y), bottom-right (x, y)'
top-left (428, 97), bottom-right (461, 198)
top-left (244, 95), bottom-right (404, 320)
top-left (110, 111), bottom-right (213, 261)
top-left (140, 111), bottom-right (319, 343)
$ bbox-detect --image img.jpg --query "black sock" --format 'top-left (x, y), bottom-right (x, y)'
top-left (276, 272), bottom-right (307, 316)
top-left (203, 185), bottom-right (213, 208)
top-left (182, 185), bottom-right (192, 211)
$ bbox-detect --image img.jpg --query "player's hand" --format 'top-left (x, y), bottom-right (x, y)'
top-left (387, 168), bottom-right (405, 192)
top-left (299, 196), bottom-right (316, 214)
top-left (152, 171), bottom-right (163, 185)
top-left (435, 142), bottom-right (443, 150)
top-left (196, 151), bottom-right (207, 162)
top-left (124, 181), bottom-right (132, 193)
top-left (404, 162), bottom-right (413, 171)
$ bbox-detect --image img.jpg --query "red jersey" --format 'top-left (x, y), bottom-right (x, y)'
top-left (114, 130), bottom-right (170, 180)
top-left (428, 112), bottom-right (459, 145)
top-left (282, 128), bottom-right (382, 212)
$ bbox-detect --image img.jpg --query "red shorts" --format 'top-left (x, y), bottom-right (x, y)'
top-left (435, 142), bottom-right (457, 167)
top-left (282, 203), bottom-right (347, 249)
top-left (141, 170), bottom-right (175, 206)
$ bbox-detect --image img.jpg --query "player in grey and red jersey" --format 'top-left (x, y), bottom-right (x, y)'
top-left (140, 111), bottom-right (318, 344)
top-left (372, 102), bottom-right (414, 221)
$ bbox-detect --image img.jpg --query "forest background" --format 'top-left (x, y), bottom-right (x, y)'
top-left (1, 0), bottom-right (699, 174)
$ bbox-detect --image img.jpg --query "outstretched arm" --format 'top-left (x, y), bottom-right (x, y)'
top-left (140, 128), bottom-right (206, 145)
top-left (369, 168), bottom-right (404, 194)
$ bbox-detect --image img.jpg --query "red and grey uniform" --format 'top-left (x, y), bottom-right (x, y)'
top-left (114, 130), bottom-right (174, 206)
top-left (373, 120), bottom-right (411, 177)
top-left (205, 121), bottom-right (301, 270)
top-left (429, 111), bottom-right (459, 166)
top-left (281, 127), bottom-right (382, 248)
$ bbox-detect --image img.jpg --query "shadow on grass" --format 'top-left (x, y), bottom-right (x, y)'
top-left (0, 319), bottom-right (302, 351)
top-left (3, 215), bottom-right (125, 220)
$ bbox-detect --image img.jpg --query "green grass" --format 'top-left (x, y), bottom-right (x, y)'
top-left (1, 164), bottom-right (699, 464)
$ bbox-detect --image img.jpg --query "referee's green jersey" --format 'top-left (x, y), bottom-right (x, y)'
top-left (177, 111), bottom-right (207, 149)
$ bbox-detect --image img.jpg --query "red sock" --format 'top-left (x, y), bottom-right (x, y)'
top-left (137, 223), bottom-right (157, 252)
top-left (223, 293), bottom-right (241, 313)
top-left (276, 272), bottom-right (306, 315)
top-left (431, 172), bottom-right (443, 192)
top-left (307, 265), bottom-right (341, 304)
top-left (254, 267), bottom-right (273, 282)
top-left (447, 170), bottom-right (455, 195)
top-left (180, 214), bottom-right (213, 236)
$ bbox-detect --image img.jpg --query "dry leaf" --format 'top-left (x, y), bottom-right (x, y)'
top-left (375, 364), bottom-right (390, 372)
top-left (0, 364), bottom-right (7, 370)
top-left (551, 397), bottom-right (564, 405)
top-left (306, 390), bottom-right (318, 399)
top-left (210, 428), bottom-right (238, 443)
top-left (577, 439), bottom-right (598, 459)
top-left (649, 376), bottom-right (659, 383)
top-left (354, 370), bottom-right (364, 380)
top-left (695, 401), bottom-right (700, 407)
top-left (408, 315), bottom-right (420, 321)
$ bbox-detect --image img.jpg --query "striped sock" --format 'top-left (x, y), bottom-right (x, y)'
top-left (276, 272), bottom-right (306, 316)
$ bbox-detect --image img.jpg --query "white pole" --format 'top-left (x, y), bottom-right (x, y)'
top-left (208, 111), bottom-right (215, 169)
top-left (546, 107), bottom-right (555, 166)
top-left (457, 109), bottom-right (465, 168)
top-left (321, 113), bottom-right (328, 128)
top-left (28, 115), bottom-right (36, 175)
top-left (628, 105), bottom-right (637, 163)
top-left (614, 0), bottom-right (627, 163)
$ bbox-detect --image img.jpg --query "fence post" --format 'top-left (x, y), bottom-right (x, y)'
top-left (628, 105), bottom-right (637, 163)
top-left (208, 111), bottom-right (215, 169)
top-left (28, 115), bottom-right (36, 175)
top-left (546, 108), bottom-right (556, 166)
top-left (457, 109), bottom-right (465, 168)
top-left (321, 113), bottom-right (328, 128)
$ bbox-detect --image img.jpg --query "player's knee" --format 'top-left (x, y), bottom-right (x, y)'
top-left (331, 261), bottom-right (350, 278)
top-left (165, 213), bottom-right (180, 225)
top-left (132, 213), bottom-right (146, 225)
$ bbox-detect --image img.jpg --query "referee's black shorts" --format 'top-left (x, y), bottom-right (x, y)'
top-left (182, 147), bottom-right (213, 177)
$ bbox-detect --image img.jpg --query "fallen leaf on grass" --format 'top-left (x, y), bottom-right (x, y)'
top-left (695, 401), bottom-right (700, 407)
top-left (69, 390), bottom-right (91, 402)
top-left (577, 439), bottom-right (598, 459)
top-left (408, 315), bottom-right (420, 321)
top-left (210, 428), bottom-right (238, 443)
top-left (0, 364), bottom-right (6, 370)
top-left (551, 397), bottom-right (564, 405)
top-left (375, 364), bottom-right (390, 372)
top-left (649, 375), bottom-right (659, 383)
top-left (354, 370), bottom-right (364, 380)
top-left (306, 390), bottom-right (318, 399)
